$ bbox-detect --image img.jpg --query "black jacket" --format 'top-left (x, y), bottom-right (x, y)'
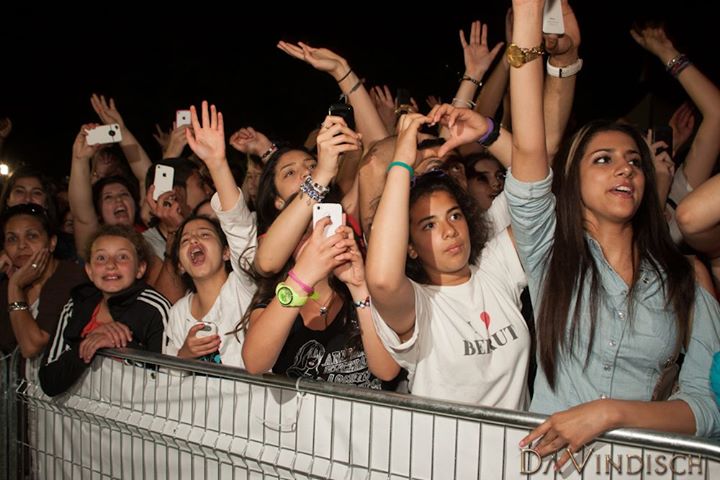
top-left (39, 280), bottom-right (170, 397)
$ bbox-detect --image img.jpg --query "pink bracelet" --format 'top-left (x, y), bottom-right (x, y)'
top-left (287, 270), bottom-right (314, 295)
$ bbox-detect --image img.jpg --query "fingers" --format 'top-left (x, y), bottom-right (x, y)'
top-left (201, 100), bottom-right (210, 129)
top-left (187, 322), bottom-right (206, 338)
top-left (519, 421), bottom-right (551, 448)
top-left (459, 29), bottom-right (468, 49)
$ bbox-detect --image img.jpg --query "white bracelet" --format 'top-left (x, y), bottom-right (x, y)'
top-left (546, 58), bottom-right (583, 78)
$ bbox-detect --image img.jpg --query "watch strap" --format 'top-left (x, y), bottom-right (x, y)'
top-left (546, 58), bottom-right (583, 78)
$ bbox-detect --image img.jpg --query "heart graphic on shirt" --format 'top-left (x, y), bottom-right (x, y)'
top-left (480, 311), bottom-right (491, 330)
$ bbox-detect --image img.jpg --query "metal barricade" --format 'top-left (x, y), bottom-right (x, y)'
top-left (1, 352), bottom-right (9, 480)
top-left (9, 348), bottom-right (720, 479)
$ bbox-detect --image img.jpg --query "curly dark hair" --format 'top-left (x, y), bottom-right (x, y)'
top-left (406, 171), bottom-right (490, 283)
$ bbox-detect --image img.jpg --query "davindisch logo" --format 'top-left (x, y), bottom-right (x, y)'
top-left (521, 447), bottom-right (703, 476)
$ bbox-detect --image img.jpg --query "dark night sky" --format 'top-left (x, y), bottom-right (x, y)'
top-left (1, 4), bottom-right (714, 180)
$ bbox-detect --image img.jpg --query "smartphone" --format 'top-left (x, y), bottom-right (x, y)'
top-left (652, 125), bottom-right (673, 157)
top-left (153, 164), bottom-right (175, 200)
top-left (328, 102), bottom-right (355, 131)
top-left (543, 0), bottom-right (565, 35)
top-left (176, 109), bottom-right (191, 128)
top-left (312, 203), bottom-right (343, 238)
top-left (395, 88), bottom-right (413, 114)
top-left (196, 322), bottom-right (218, 338)
top-left (86, 124), bottom-right (122, 145)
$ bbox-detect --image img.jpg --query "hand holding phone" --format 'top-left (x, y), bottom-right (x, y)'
top-left (312, 203), bottom-right (343, 238)
top-left (652, 125), bottom-right (673, 157)
top-left (328, 103), bottom-right (355, 131)
top-left (86, 124), bottom-right (122, 145)
top-left (152, 164), bottom-right (175, 200)
top-left (176, 110), bottom-right (191, 128)
top-left (196, 322), bottom-right (218, 338)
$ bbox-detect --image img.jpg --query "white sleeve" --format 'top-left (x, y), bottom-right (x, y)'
top-left (370, 282), bottom-right (429, 373)
top-left (211, 189), bottom-right (258, 287)
top-left (485, 191), bottom-right (512, 236)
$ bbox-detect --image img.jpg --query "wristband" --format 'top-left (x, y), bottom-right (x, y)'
top-left (287, 269), bottom-right (314, 295)
top-left (386, 161), bottom-right (414, 178)
top-left (8, 301), bottom-right (29, 312)
top-left (546, 58), bottom-right (583, 78)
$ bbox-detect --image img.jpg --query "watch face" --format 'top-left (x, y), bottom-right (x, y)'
top-left (277, 286), bottom-right (293, 305)
top-left (507, 45), bottom-right (525, 68)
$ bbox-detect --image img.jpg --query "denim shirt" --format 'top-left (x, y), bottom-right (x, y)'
top-left (505, 170), bottom-right (720, 438)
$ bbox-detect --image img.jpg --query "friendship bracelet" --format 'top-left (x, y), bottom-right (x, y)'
top-left (353, 296), bottom-right (371, 309)
top-left (337, 68), bottom-right (353, 83)
top-left (260, 144), bottom-right (278, 163)
top-left (386, 161), bottom-right (414, 178)
top-left (666, 54), bottom-right (692, 78)
top-left (461, 74), bottom-right (483, 88)
top-left (299, 175), bottom-right (329, 203)
top-left (288, 270), bottom-right (315, 295)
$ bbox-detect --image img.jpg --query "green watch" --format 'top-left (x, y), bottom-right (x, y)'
top-left (276, 282), bottom-right (309, 307)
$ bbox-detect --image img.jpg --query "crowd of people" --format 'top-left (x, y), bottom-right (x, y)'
top-left (1, 0), bottom-right (719, 467)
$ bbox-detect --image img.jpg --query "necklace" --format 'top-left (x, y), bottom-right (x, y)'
top-left (311, 292), bottom-right (335, 324)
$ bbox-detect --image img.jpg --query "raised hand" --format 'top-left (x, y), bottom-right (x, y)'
top-left (229, 127), bottom-right (272, 156)
top-left (186, 101), bottom-right (226, 171)
top-left (315, 114), bottom-right (362, 179)
top-left (427, 104), bottom-right (492, 157)
top-left (164, 123), bottom-right (189, 159)
top-left (370, 85), bottom-right (396, 132)
top-left (277, 41), bottom-right (348, 80)
top-left (460, 20), bottom-right (505, 80)
top-left (393, 113), bottom-right (431, 168)
top-left (72, 124), bottom-right (102, 162)
top-left (153, 124), bottom-right (171, 151)
top-left (630, 24), bottom-right (677, 61)
top-left (8, 248), bottom-right (51, 290)
top-left (178, 323), bottom-right (222, 359)
top-left (668, 102), bottom-right (696, 155)
top-left (544, 1), bottom-right (581, 64)
top-left (332, 225), bottom-right (366, 289)
top-left (426, 95), bottom-right (442, 110)
top-left (90, 94), bottom-right (126, 127)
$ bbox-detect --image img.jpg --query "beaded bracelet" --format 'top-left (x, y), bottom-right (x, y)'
top-left (260, 144), bottom-right (278, 163)
top-left (299, 175), bottom-right (330, 203)
top-left (8, 301), bottom-right (29, 312)
top-left (452, 97), bottom-right (476, 109)
top-left (666, 54), bottom-right (692, 78)
top-left (353, 296), bottom-right (371, 309)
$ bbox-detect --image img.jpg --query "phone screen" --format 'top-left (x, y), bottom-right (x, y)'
top-left (652, 125), bottom-right (673, 156)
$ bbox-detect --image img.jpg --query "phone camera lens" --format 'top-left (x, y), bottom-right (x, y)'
top-left (109, 130), bottom-right (116, 137)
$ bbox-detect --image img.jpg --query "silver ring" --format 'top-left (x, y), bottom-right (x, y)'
top-left (31, 263), bottom-right (38, 269)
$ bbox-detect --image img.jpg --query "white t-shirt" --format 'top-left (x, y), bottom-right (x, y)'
top-left (372, 229), bottom-right (530, 409)
top-left (486, 191), bottom-right (511, 236)
top-left (666, 166), bottom-right (694, 244)
top-left (142, 227), bottom-right (166, 259)
top-left (164, 189), bottom-right (257, 368)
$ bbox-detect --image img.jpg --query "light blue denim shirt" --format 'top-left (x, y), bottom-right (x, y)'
top-left (505, 170), bottom-right (720, 438)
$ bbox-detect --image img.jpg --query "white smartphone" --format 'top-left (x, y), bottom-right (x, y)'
top-left (153, 164), bottom-right (175, 200)
top-left (86, 124), bottom-right (122, 145)
top-left (312, 203), bottom-right (343, 238)
top-left (542, 0), bottom-right (565, 35)
top-left (196, 322), bottom-right (218, 338)
top-left (176, 109), bottom-right (191, 128)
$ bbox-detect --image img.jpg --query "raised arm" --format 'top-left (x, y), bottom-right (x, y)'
top-left (253, 116), bottom-right (360, 276)
top-left (543, 0), bottom-right (581, 162)
top-left (69, 124), bottom-right (102, 258)
top-left (91, 94), bottom-right (153, 192)
top-left (507, 0), bottom-right (548, 182)
top-left (365, 114), bottom-right (427, 338)
top-left (277, 41), bottom-right (389, 150)
top-left (453, 20), bottom-right (504, 111)
top-left (475, 9), bottom-right (513, 118)
top-left (630, 26), bottom-right (720, 189)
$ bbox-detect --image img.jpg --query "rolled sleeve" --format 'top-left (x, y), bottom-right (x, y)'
top-left (671, 287), bottom-right (720, 438)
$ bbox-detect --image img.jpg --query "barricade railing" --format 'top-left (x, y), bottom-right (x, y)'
top-left (8, 347), bottom-right (720, 479)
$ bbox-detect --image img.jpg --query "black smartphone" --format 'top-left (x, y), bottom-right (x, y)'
top-left (328, 102), bottom-right (355, 131)
top-left (652, 125), bottom-right (673, 157)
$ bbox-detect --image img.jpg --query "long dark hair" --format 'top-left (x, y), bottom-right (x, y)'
top-left (255, 145), bottom-right (313, 235)
top-left (406, 172), bottom-right (489, 283)
top-left (539, 120), bottom-right (694, 388)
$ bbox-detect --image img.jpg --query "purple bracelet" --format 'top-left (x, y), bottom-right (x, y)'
top-left (288, 270), bottom-right (314, 295)
top-left (477, 117), bottom-right (495, 144)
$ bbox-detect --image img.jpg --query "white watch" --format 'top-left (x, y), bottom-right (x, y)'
top-left (546, 58), bottom-right (583, 78)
